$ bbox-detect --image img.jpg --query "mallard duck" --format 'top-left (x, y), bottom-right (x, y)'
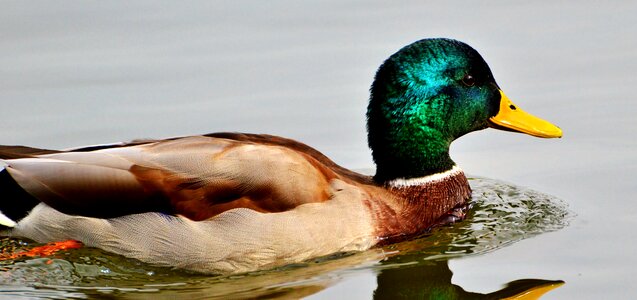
top-left (0, 38), bottom-right (561, 274)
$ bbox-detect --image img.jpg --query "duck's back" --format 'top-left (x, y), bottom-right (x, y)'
top-left (0, 133), bottom-right (374, 222)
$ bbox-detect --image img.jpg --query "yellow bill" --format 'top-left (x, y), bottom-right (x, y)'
top-left (489, 90), bottom-right (562, 138)
top-left (501, 280), bottom-right (565, 300)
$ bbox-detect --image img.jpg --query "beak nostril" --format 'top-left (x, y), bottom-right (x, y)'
top-left (509, 105), bottom-right (516, 110)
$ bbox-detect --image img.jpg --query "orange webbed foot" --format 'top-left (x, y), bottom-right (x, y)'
top-left (0, 240), bottom-right (83, 261)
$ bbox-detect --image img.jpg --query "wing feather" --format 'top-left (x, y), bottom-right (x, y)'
top-left (3, 134), bottom-right (368, 220)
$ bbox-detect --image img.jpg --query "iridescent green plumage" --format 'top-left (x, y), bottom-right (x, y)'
top-left (367, 38), bottom-right (501, 182)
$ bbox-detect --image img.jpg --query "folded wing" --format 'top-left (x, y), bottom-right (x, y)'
top-left (1, 134), bottom-right (355, 222)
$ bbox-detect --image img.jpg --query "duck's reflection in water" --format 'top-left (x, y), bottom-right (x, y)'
top-left (374, 256), bottom-right (562, 300)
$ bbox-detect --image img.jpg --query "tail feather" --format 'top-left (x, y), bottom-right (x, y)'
top-left (0, 167), bottom-right (41, 227)
top-left (0, 144), bottom-right (57, 227)
top-left (0, 145), bottom-right (60, 159)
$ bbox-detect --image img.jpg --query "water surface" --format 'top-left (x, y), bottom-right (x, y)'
top-left (1, 1), bottom-right (636, 298)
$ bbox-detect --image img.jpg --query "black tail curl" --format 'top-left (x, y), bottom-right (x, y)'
top-left (0, 168), bottom-right (40, 226)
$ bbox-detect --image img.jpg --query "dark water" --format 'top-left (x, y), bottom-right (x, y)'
top-left (0, 178), bottom-right (570, 299)
top-left (1, 1), bottom-right (636, 299)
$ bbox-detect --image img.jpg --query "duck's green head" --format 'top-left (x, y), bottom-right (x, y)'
top-left (367, 38), bottom-right (562, 182)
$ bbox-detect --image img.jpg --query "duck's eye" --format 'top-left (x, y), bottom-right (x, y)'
top-left (462, 74), bottom-right (475, 86)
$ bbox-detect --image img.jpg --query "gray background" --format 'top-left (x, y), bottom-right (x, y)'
top-left (1, 1), bottom-right (635, 298)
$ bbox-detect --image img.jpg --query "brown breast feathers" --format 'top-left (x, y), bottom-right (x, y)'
top-left (363, 170), bottom-right (471, 244)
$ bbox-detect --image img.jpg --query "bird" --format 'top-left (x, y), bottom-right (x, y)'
top-left (0, 38), bottom-right (562, 274)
